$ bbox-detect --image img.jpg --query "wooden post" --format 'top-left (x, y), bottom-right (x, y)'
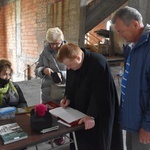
top-left (27, 65), bottom-right (31, 80)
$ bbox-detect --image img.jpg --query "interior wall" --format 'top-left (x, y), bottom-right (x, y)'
top-left (1, 0), bottom-right (149, 81)
top-left (47, 0), bottom-right (81, 45)
top-left (0, 6), bottom-right (6, 58)
top-left (1, 0), bottom-right (48, 80)
top-left (128, 0), bottom-right (150, 24)
top-left (0, 0), bottom-right (83, 81)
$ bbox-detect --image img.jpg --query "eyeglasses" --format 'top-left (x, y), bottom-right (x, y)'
top-left (50, 42), bottom-right (62, 46)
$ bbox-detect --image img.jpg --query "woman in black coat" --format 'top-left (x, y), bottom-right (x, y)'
top-left (0, 59), bottom-right (27, 108)
top-left (57, 43), bottom-right (123, 150)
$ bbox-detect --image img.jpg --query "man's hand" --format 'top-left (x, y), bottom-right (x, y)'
top-left (78, 116), bottom-right (95, 130)
top-left (60, 99), bottom-right (70, 108)
top-left (43, 68), bottom-right (53, 76)
top-left (139, 128), bottom-right (150, 144)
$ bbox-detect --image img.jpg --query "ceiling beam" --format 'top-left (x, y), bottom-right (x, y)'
top-left (85, 0), bottom-right (127, 33)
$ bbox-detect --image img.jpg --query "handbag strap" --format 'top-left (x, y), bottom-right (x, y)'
top-left (50, 51), bottom-right (66, 84)
top-left (51, 52), bottom-right (61, 72)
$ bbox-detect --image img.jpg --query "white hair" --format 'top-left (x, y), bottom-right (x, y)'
top-left (46, 27), bottom-right (64, 43)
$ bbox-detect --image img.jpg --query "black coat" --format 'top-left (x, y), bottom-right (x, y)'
top-left (65, 48), bottom-right (123, 150)
top-left (0, 82), bottom-right (28, 108)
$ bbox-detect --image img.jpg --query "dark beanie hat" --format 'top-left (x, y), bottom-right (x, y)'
top-left (30, 104), bottom-right (52, 131)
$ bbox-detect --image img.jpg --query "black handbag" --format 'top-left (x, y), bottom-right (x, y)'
top-left (30, 107), bottom-right (53, 131)
top-left (51, 72), bottom-right (62, 84)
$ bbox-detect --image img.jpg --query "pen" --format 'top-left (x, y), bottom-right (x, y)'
top-left (63, 96), bottom-right (67, 105)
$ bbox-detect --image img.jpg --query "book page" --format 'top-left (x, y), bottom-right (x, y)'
top-left (49, 107), bottom-right (86, 123)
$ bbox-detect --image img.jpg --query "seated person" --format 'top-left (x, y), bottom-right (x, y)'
top-left (0, 59), bottom-right (27, 108)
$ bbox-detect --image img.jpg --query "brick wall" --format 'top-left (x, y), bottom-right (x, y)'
top-left (0, 6), bottom-right (6, 58)
top-left (0, 0), bottom-right (82, 81)
top-left (0, 0), bottom-right (107, 81)
top-left (4, 2), bottom-right (16, 72)
top-left (1, 0), bottom-right (54, 80)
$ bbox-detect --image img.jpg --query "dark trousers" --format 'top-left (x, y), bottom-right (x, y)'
top-left (126, 131), bottom-right (150, 150)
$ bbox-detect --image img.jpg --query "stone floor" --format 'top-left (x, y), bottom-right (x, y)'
top-left (14, 65), bottom-right (126, 150)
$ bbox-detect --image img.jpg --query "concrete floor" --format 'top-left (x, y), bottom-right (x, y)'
top-left (14, 66), bottom-right (126, 150)
top-left (15, 78), bottom-right (41, 106)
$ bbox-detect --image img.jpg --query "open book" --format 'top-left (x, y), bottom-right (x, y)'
top-left (49, 107), bottom-right (86, 127)
top-left (0, 123), bottom-right (28, 145)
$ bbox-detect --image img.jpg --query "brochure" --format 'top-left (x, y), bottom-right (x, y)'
top-left (0, 123), bottom-right (28, 145)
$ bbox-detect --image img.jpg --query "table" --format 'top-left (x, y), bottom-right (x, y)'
top-left (0, 114), bottom-right (84, 150)
top-left (106, 56), bottom-right (124, 66)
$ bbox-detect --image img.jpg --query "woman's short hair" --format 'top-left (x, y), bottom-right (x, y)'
top-left (46, 27), bottom-right (64, 43)
top-left (0, 59), bottom-right (13, 73)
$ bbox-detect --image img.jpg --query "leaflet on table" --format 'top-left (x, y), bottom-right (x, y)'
top-left (15, 106), bottom-right (35, 115)
top-left (40, 118), bottom-right (59, 133)
top-left (16, 101), bottom-right (60, 115)
top-left (45, 101), bottom-right (60, 109)
top-left (0, 122), bottom-right (28, 145)
top-left (40, 125), bottom-right (59, 133)
top-left (49, 107), bottom-right (86, 126)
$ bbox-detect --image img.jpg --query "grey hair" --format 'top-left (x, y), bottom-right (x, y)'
top-left (46, 27), bottom-right (64, 43)
top-left (111, 6), bottom-right (143, 26)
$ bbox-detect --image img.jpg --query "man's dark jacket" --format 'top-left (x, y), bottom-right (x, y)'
top-left (65, 48), bottom-right (123, 150)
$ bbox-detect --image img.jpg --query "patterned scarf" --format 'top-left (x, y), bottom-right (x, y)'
top-left (0, 81), bottom-right (18, 106)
